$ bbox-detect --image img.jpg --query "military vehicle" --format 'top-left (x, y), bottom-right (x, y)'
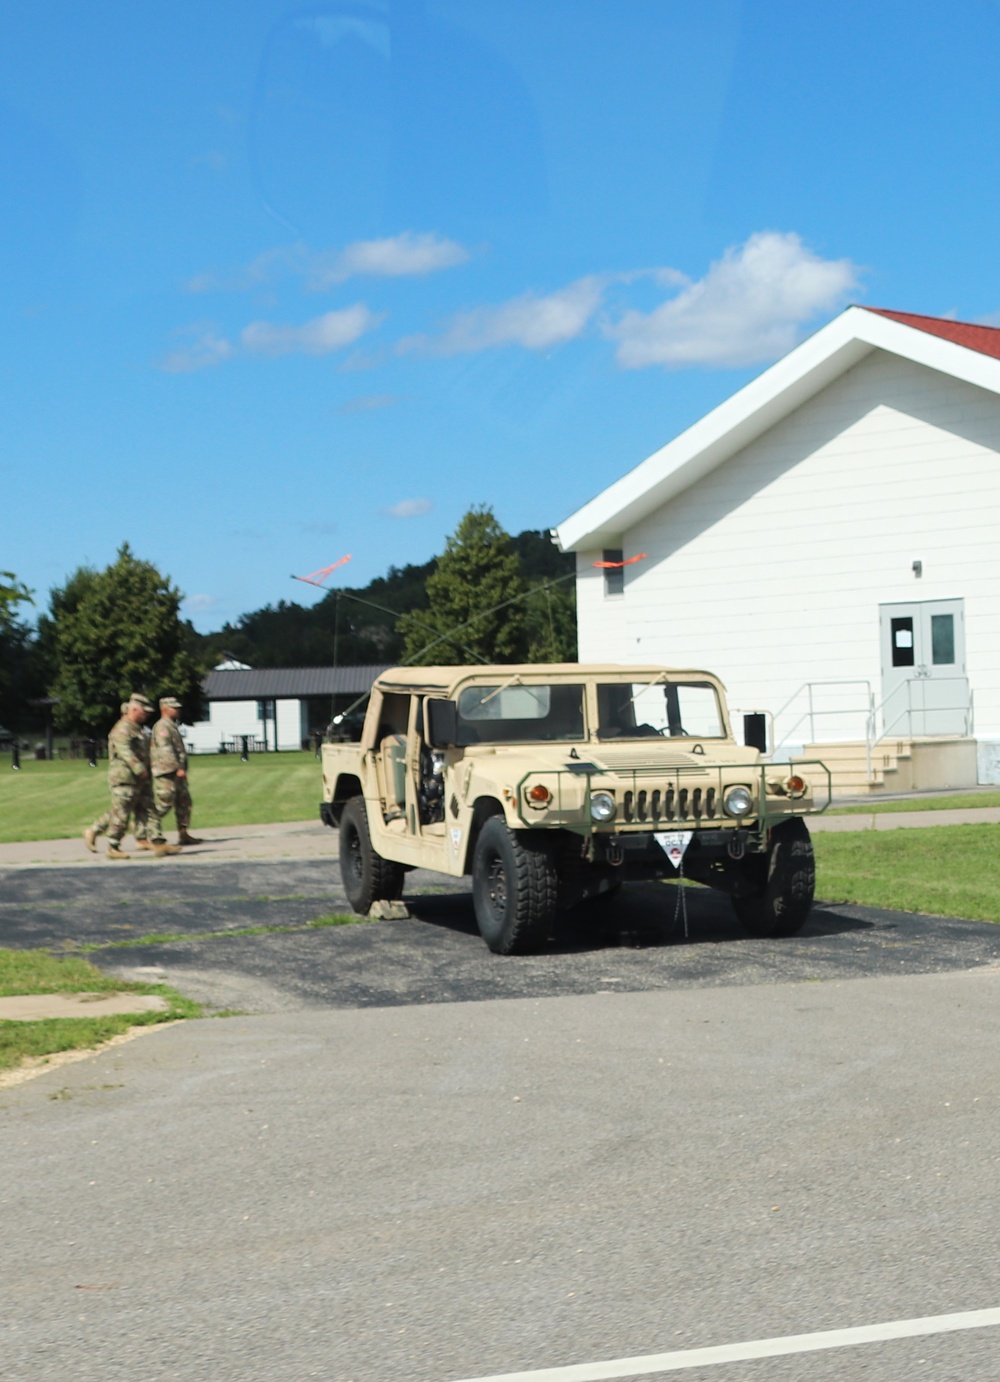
top-left (320, 664), bottom-right (830, 954)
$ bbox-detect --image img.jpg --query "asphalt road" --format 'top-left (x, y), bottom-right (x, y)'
top-left (2, 861), bottom-right (1000, 1381)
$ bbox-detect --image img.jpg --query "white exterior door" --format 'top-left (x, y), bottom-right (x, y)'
top-left (879, 599), bottom-right (969, 737)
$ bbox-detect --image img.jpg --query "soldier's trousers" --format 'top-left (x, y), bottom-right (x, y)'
top-left (90, 783), bottom-right (149, 845)
top-left (152, 772), bottom-right (192, 833)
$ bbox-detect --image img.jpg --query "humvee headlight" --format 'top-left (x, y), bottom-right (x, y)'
top-left (723, 785), bottom-right (754, 818)
top-left (590, 791), bottom-right (616, 822)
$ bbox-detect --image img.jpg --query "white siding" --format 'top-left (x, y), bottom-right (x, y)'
top-left (276, 698), bottom-right (308, 752)
top-left (575, 550), bottom-right (631, 661)
top-left (577, 350), bottom-right (1000, 743)
top-left (182, 698), bottom-right (306, 754)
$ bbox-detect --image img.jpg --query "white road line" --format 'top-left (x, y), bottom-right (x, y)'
top-left (449, 1307), bottom-right (1000, 1382)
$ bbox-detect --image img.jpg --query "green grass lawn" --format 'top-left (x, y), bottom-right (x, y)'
top-left (0, 948), bottom-right (199, 1072)
top-left (814, 825), bottom-right (1000, 923)
top-left (829, 790), bottom-right (1000, 815)
top-left (0, 751), bottom-right (322, 843)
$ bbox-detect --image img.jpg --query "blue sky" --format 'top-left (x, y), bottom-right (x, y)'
top-left (4, 0), bottom-right (1000, 631)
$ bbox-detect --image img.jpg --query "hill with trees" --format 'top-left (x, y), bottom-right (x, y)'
top-left (188, 517), bottom-right (575, 669)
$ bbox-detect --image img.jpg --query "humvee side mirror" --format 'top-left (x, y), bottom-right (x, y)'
top-left (743, 713), bottom-right (768, 754)
top-left (426, 698), bottom-right (458, 748)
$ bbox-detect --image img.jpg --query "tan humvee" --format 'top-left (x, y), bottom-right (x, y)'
top-left (320, 664), bottom-right (830, 954)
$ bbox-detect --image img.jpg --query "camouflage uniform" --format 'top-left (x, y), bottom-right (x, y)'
top-left (89, 714), bottom-right (152, 846)
top-left (135, 724), bottom-right (155, 842)
top-left (150, 713), bottom-right (192, 833)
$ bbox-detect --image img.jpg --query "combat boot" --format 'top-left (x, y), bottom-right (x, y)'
top-left (136, 839), bottom-right (155, 851)
top-left (107, 845), bottom-right (129, 860)
top-left (153, 843), bottom-right (181, 857)
top-left (177, 831), bottom-right (204, 846)
top-left (82, 828), bottom-right (97, 854)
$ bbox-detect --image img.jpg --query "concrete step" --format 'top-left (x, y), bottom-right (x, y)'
top-left (803, 740), bottom-right (900, 796)
top-left (801, 736), bottom-right (978, 795)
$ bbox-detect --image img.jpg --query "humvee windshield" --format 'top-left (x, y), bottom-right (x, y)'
top-left (596, 681), bottom-right (724, 739)
top-left (456, 683), bottom-right (585, 743)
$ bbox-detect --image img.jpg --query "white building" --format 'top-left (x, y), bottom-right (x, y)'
top-left (183, 663), bottom-right (388, 754)
top-left (555, 307), bottom-right (1000, 791)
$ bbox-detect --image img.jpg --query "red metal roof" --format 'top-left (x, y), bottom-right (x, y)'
top-left (863, 307), bottom-right (1000, 361)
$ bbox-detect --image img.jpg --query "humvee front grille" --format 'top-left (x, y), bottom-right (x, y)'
top-left (621, 784), bottom-right (718, 823)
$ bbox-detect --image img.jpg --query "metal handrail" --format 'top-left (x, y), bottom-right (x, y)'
top-left (771, 676), bottom-right (972, 784)
top-left (869, 677), bottom-right (973, 755)
top-left (771, 680), bottom-right (875, 753)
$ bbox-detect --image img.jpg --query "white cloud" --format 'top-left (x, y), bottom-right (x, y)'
top-left (605, 232), bottom-right (861, 369)
top-left (340, 393), bottom-right (399, 414)
top-left (158, 327), bottom-right (234, 373)
top-left (187, 233), bottom-right (469, 294)
top-left (401, 275), bottom-right (607, 356)
top-left (240, 306), bottom-right (384, 357)
top-left (307, 233), bottom-right (470, 289)
top-left (383, 497), bottom-right (432, 518)
top-left (185, 246), bottom-right (294, 294)
top-left (183, 593), bottom-right (217, 613)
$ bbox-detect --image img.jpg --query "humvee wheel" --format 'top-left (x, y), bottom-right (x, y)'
top-left (472, 817), bottom-right (558, 955)
top-left (339, 797), bottom-right (405, 915)
top-left (731, 817), bottom-right (815, 938)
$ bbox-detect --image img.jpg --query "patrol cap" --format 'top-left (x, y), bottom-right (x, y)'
top-left (129, 694), bottom-right (155, 712)
top-left (159, 696), bottom-right (182, 709)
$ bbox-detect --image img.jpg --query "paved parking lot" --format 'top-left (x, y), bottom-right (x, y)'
top-left (2, 858), bottom-right (1000, 1013)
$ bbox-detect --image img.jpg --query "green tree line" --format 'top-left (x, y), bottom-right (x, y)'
top-left (1, 510), bottom-right (577, 737)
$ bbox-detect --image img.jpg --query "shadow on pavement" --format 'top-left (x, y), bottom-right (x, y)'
top-left (403, 882), bottom-right (875, 955)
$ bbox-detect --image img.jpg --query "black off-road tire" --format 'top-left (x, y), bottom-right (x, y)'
top-left (339, 797), bottom-right (405, 915)
top-left (731, 817), bottom-right (815, 938)
top-left (472, 817), bottom-right (559, 955)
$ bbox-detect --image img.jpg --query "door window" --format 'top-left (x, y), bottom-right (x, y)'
top-left (890, 617), bottom-right (915, 667)
top-left (930, 614), bottom-right (955, 665)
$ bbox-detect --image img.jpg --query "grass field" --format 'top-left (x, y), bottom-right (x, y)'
top-left (0, 948), bottom-right (199, 1072)
top-left (829, 790), bottom-right (1000, 814)
top-left (0, 752), bottom-right (321, 843)
top-left (813, 825), bottom-right (1000, 923)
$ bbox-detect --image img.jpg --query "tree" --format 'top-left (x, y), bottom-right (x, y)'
top-left (398, 507), bottom-right (529, 664)
top-left (0, 571), bottom-right (33, 631)
top-left (0, 571), bottom-right (37, 732)
top-left (45, 544), bottom-right (206, 734)
top-left (524, 578), bottom-right (577, 662)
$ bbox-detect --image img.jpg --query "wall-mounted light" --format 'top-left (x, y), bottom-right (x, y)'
top-left (912, 560), bottom-right (923, 578)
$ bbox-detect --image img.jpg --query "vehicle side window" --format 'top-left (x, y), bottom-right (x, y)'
top-left (376, 692), bottom-right (410, 741)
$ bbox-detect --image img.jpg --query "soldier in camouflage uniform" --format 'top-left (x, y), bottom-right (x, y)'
top-left (150, 696), bottom-right (202, 846)
top-left (83, 695), bottom-right (176, 858)
top-left (114, 700), bottom-right (155, 849)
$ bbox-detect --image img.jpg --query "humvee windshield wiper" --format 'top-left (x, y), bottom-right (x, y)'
top-left (627, 670), bottom-right (669, 708)
top-left (477, 673), bottom-right (524, 707)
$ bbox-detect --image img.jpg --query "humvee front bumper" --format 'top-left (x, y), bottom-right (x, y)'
top-left (513, 760), bottom-right (831, 837)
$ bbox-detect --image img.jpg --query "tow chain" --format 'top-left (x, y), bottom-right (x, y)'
top-left (670, 851), bottom-right (690, 940)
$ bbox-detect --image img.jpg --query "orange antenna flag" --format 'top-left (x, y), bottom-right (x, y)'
top-left (592, 552), bottom-right (647, 569)
top-left (291, 554), bottom-right (352, 588)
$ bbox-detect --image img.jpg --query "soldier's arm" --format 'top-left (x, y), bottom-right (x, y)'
top-left (112, 724), bottom-right (148, 778)
top-left (153, 722), bottom-right (184, 774)
top-left (173, 724), bottom-right (188, 776)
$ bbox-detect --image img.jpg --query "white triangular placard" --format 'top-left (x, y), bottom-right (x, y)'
top-left (654, 830), bottom-right (694, 867)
